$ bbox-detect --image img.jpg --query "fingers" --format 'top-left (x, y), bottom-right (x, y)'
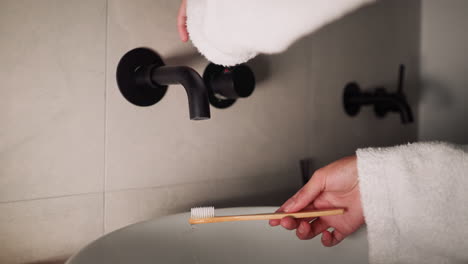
top-left (269, 207), bottom-right (285, 226)
top-left (321, 230), bottom-right (345, 247)
top-left (273, 217), bottom-right (331, 242)
top-left (296, 218), bottom-right (329, 240)
top-left (272, 216), bottom-right (346, 245)
top-left (278, 173), bottom-right (325, 214)
top-left (177, 0), bottom-right (188, 42)
top-left (269, 204), bottom-right (316, 226)
top-left (279, 217), bottom-right (299, 230)
top-left (269, 219), bottom-right (280, 226)
top-left (269, 208), bottom-right (285, 226)
top-left (295, 220), bottom-right (311, 239)
top-left (270, 216), bottom-right (314, 227)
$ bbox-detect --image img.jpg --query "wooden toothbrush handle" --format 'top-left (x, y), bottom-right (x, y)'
top-left (189, 209), bottom-right (344, 224)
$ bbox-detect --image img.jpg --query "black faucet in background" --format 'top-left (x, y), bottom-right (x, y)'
top-left (343, 65), bottom-right (414, 124)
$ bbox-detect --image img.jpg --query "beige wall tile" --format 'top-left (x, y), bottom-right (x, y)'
top-left (0, 194), bottom-right (103, 264)
top-left (105, 176), bottom-right (296, 233)
top-left (105, 0), bottom-right (308, 191)
top-left (419, 0), bottom-right (468, 143)
top-left (0, 0), bottom-right (106, 201)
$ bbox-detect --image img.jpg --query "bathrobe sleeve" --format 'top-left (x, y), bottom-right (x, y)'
top-left (357, 142), bottom-right (468, 264)
top-left (186, 0), bottom-right (376, 66)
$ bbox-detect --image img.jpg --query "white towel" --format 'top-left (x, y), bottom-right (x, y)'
top-left (357, 142), bottom-right (468, 263)
top-left (186, 0), bottom-right (375, 66)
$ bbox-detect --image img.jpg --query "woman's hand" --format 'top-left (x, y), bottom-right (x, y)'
top-left (177, 0), bottom-right (188, 42)
top-left (270, 155), bottom-right (365, 247)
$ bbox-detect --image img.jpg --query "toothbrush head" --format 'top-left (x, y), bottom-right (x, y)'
top-left (190, 206), bottom-right (215, 219)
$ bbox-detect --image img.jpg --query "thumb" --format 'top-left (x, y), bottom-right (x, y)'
top-left (177, 0), bottom-right (188, 42)
top-left (280, 172), bottom-right (325, 213)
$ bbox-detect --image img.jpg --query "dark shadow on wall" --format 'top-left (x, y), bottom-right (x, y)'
top-left (246, 55), bottom-right (271, 86)
top-left (418, 75), bottom-right (468, 144)
top-left (419, 77), bottom-right (454, 107)
top-left (164, 48), bottom-right (205, 66)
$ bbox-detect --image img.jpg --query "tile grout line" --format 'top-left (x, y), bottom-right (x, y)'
top-left (104, 174), bottom-right (289, 194)
top-left (0, 191), bottom-right (103, 205)
top-left (0, 174), bottom-right (287, 205)
top-left (103, 0), bottom-right (109, 235)
top-left (304, 40), bottom-right (310, 159)
top-left (302, 38), bottom-right (311, 162)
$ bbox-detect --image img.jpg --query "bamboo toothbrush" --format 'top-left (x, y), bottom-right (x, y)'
top-left (189, 207), bottom-right (344, 225)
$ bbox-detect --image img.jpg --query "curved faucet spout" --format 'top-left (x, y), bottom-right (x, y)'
top-left (387, 96), bottom-right (414, 124)
top-left (150, 65), bottom-right (211, 120)
top-left (371, 96), bottom-right (414, 124)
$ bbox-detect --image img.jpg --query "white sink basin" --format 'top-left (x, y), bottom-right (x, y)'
top-left (67, 207), bottom-right (368, 264)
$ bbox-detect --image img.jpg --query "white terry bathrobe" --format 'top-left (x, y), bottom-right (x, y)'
top-left (186, 1), bottom-right (468, 263)
top-left (357, 142), bottom-right (468, 263)
top-left (186, 0), bottom-right (376, 66)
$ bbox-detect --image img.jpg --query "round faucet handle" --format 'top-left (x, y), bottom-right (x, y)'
top-left (203, 63), bottom-right (256, 109)
top-left (212, 65), bottom-right (255, 99)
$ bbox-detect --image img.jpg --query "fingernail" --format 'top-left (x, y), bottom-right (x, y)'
top-left (298, 225), bottom-right (305, 234)
top-left (283, 201), bottom-right (296, 212)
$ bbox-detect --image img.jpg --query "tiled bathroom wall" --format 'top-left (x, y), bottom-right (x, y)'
top-left (419, 0), bottom-right (468, 144)
top-left (0, 0), bottom-right (419, 263)
top-left (1, 0), bottom-right (106, 263)
top-left (305, 0), bottom-right (420, 166)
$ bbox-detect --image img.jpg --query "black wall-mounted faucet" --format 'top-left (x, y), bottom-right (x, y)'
top-left (117, 48), bottom-right (210, 120)
top-left (149, 66), bottom-right (210, 120)
top-left (343, 65), bottom-right (414, 124)
top-left (116, 47), bottom-right (256, 120)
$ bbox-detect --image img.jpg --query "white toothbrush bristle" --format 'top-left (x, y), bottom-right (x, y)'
top-left (191, 206), bottom-right (215, 219)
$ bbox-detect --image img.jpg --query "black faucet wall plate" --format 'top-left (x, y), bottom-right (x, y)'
top-left (116, 48), bottom-right (167, 106)
top-left (343, 82), bottom-right (361, 116)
